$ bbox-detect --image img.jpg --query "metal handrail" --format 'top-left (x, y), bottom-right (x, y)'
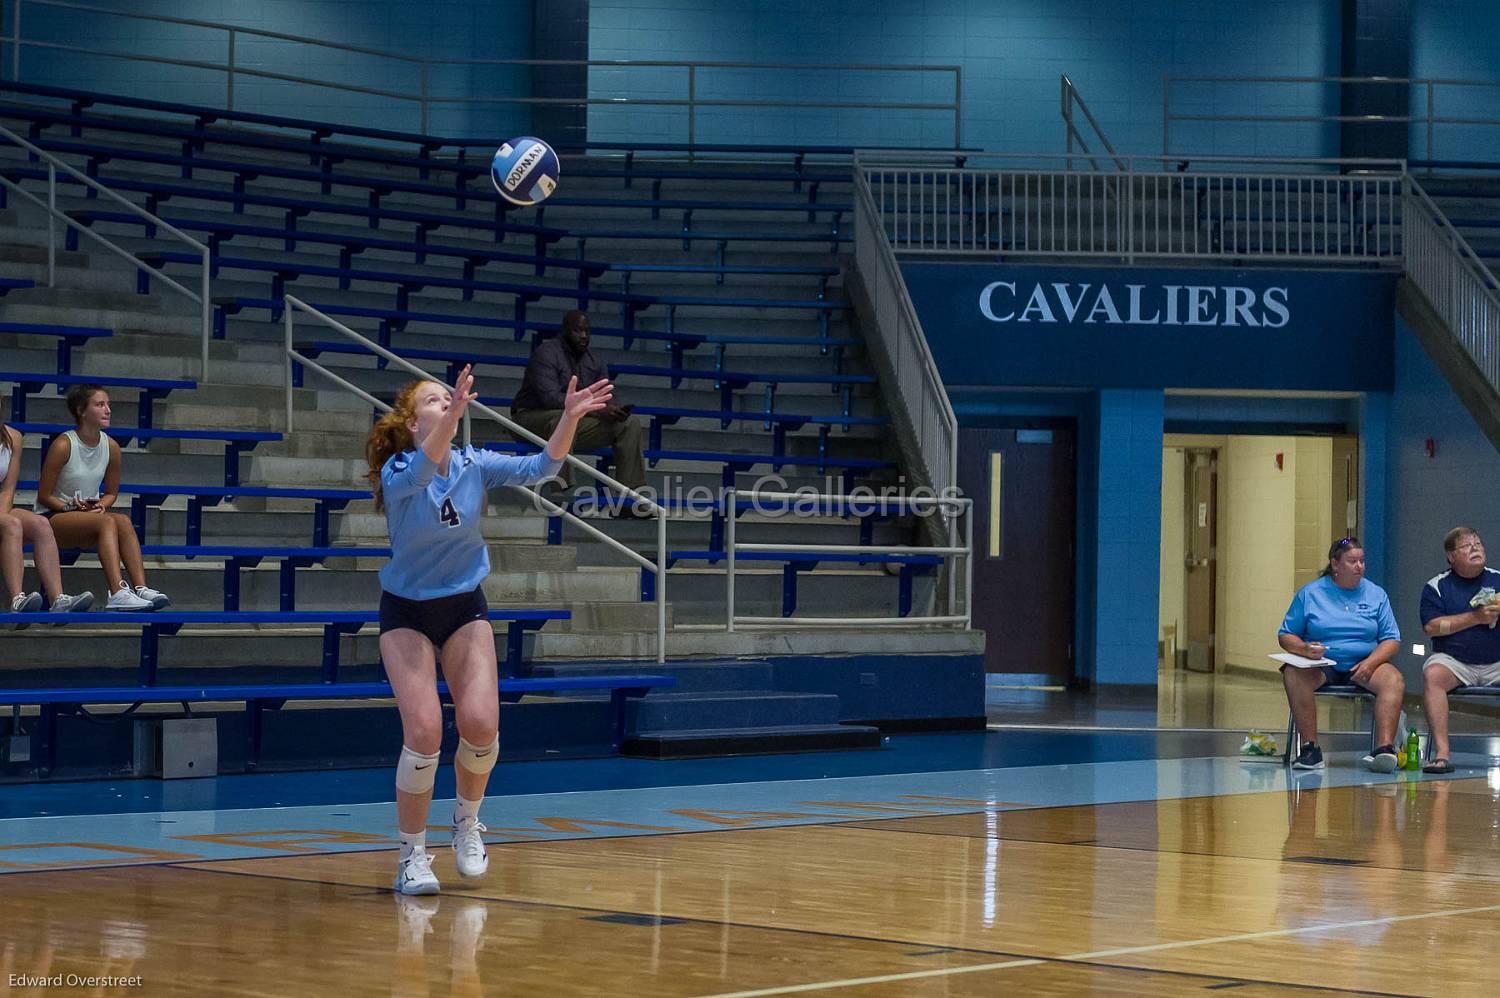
top-left (851, 163), bottom-right (958, 504)
top-left (280, 294), bottom-right (668, 663)
top-left (1163, 74), bottom-right (1500, 160)
top-left (724, 488), bottom-right (971, 630)
top-left (0, 121), bottom-right (212, 377)
top-left (856, 149), bottom-right (1406, 172)
top-left (0, 0), bottom-right (962, 144)
top-left (1061, 75), bottom-right (1126, 172)
top-left (860, 160), bottom-right (1405, 263)
top-left (1403, 176), bottom-right (1500, 392)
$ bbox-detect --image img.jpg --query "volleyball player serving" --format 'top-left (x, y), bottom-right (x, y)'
top-left (367, 364), bottom-right (611, 895)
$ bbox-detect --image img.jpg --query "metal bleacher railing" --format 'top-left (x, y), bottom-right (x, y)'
top-left (1162, 74), bottom-right (1500, 164)
top-left (280, 294), bottom-right (671, 663)
top-left (0, 0), bottom-right (962, 146)
top-left (853, 151), bottom-right (1407, 265)
top-left (1061, 74), bottom-right (1125, 172)
top-left (1404, 175), bottom-right (1500, 392)
top-left (0, 122), bottom-right (213, 377)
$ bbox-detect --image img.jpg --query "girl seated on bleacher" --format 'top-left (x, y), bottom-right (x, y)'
top-left (2, 419), bottom-right (94, 624)
top-left (35, 385), bottom-right (171, 612)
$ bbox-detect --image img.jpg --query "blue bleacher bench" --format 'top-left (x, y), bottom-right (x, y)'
top-left (17, 480), bottom-right (370, 547)
top-left (145, 250), bottom-right (848, 338)
top-left (19, 134), bottom-right (849, 238)
top-left (0, 371), bottom-right (195, 429)
top-left (1, 165), bottom-right (566, 257)
top-left (608, 362), bottom-right (873, 419)
top-left (667, 549), bottom-right (941, 618)
top-left (480, 440), bottom-right (893, 495)
top-left (13, 422), bottom-right (280, 488)
top-left (0, 320), bottom-right (111, 376)
top-left (544, 494), bottom-right (923, 559)
top-left (0, 80), bottom-right (456, 163)
top-left (0, 608), bottom-right (569, 686)
top-left (0, 670), bottom-right (673, 773)
top-left (66, 208), bottom-right (605, 284)
top-left (51, 544), bottom-right (391, 613)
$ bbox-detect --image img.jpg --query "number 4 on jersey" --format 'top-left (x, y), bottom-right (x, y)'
top-left (439, 497), bottom-right (461, 527)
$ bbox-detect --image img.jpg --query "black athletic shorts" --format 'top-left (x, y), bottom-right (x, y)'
top-left (379, 586), bottom-right (489, 647)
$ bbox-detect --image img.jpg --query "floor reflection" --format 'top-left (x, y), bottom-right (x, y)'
top-left (989, 667), bottom-right (1500, 739)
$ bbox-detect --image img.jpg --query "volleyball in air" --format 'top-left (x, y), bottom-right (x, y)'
top-left (491, 137), bottom-right (560, 207)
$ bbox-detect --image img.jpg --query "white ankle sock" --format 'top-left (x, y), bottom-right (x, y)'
top-left (454, 795), bottom-right (481, 823)
top-left (399, 829), bottom-right (426, 859)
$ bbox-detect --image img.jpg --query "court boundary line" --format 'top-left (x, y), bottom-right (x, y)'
top-left (689, 902), bottom-right (1500, 997)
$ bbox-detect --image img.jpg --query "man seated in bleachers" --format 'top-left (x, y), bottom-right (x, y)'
top-left (512, 310), bottom-right (650, 516)
top-left (1419, 526), bottom-right (1500, 773)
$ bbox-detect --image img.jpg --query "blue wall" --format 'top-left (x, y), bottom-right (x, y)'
top-left (1, 0), bottom-right (533, 136)
top-left (1411, 1), bottom-right (1500, 162)
top-left (587, 0), bottom-right (1342, 155)
top-left (1385, 316), bottom-right (1500, 685)
top-left (15, 0), bottom-right (1500, 158)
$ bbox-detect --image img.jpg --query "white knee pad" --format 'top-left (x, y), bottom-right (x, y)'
top-left (395, 745), bottom-right (440, 795)
top-left (455, 735), bottom-right (499, 777)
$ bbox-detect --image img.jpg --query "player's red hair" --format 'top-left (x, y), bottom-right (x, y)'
top-left (365, 380), bottom-right (431, 512)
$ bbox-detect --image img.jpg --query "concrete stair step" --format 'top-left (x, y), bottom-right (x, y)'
top-left (532, 626), bottom-right (984, 660)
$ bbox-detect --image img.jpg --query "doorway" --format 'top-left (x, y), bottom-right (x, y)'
top-left (958, 424), bottom-right (1077, 681)
top-left (1159, 434), bottom-right (1360, 681)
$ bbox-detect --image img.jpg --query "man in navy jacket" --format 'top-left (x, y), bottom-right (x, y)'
top-left (512, 310), bottom-right (649, 514)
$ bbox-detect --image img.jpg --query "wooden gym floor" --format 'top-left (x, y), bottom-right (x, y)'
top-left (3, 757), bottom-right (1496, 997)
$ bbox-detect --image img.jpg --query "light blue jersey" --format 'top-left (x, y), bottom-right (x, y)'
top-left (379, 445), bottom-right (562, 600)
top-left (1279, 576), bottom-right (1401, 671)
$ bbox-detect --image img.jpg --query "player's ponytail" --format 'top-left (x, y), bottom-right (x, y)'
top-left (366, 381), bottom-right (427, 512)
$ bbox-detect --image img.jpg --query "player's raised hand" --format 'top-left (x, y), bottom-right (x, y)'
top-left (564, 376), bottom-right (613, 420)
top-left (444, 365), bottom-right (479, 427)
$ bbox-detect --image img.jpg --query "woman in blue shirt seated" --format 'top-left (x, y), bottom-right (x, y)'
top-left (1277, 536), bottom-right (1404, 772)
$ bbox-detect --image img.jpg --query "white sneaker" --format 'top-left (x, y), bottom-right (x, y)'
top-left (393, 848), bottom-right (441, 895)
top-left (105, 584), bottom-right (155, 612)
top-left (452, 816), bottom-right (489, 879)
top-left (10, 591), bottom-right (42, 629)
top-left (49, 592), bottom-right (94, 619)
top-left (133, 584), bottom-right (171, 610)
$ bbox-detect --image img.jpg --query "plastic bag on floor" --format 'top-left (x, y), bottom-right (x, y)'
top-left (1239, 729), bottom-right (1279, 756)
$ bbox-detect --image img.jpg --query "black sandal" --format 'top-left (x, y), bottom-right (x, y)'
top-left (1423, 758), bottom-right (1455, 774)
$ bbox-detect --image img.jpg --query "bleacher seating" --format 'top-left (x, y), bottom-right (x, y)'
top-left (1, 608), bottom-right (568, 682)
top-left (1, 370), bottom-right (195, 427)
top-left (0, 320), bottom-right (110, 374)
top-left (16, 480), bottom-right (367, 546)
top-left (0, 81), bottom-right (965, 769)
top-left (13, 422), bottom-right (279, 487)
top-left (0, 669), bottom-right (672, 774)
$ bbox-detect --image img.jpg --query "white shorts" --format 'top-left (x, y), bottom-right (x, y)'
top-left (1423, 652), bottom-right (1500, 688)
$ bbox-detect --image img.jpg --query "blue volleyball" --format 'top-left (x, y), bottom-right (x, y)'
top-left (490, 137), bottom-right (560, 207)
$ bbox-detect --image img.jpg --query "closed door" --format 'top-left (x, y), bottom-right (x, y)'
top-left (1182, 448), bottom-right (1218, 673)
top-left (958, 426), bottom-right (1076, 681)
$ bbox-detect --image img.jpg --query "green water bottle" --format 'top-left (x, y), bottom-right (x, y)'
top-left (1405, 727), bottom-right (1421, 771)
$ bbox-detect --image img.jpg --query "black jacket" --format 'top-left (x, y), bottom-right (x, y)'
top-left (512, 337), bottom-right (607, 413)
